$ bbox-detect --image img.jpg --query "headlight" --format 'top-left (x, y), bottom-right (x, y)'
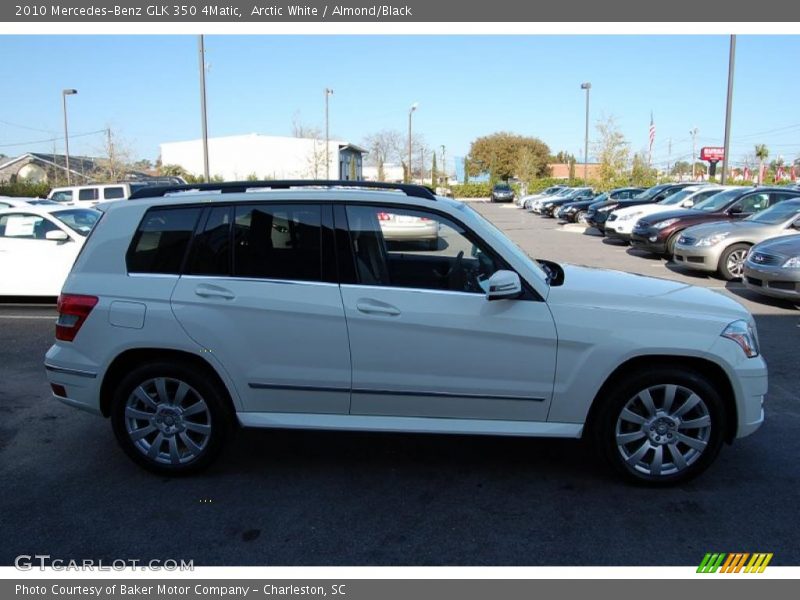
top-left (618, 211), bottom-right (643, 222)
top-left (782, 256), bottom-right (800, 269)
top-left (597, 205), bottom-right (615, 213)
top-left (721, 320), bottom-right (759, 358)
top-left (653, 218), bottom-right (679, 229)
top-left (696, 232), bottom-right (730, 246)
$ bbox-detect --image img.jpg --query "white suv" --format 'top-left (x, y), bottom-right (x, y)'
top-left (45, 181), bottom-right (767, 484)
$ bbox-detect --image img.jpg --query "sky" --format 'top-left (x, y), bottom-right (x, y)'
top-left (1, 34), bottom-right (799, 174)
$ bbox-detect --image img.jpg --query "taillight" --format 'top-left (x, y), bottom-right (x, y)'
top-left (377, 212), bottom-right (392, 221)
top-left (56, 294), bottom-right (98, 342)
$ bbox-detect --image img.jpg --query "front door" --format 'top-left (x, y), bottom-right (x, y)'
top-left (338, 204), bottom-right (557, 422)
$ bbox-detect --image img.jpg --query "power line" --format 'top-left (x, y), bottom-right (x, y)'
top-left (0, 129), bottom-right (106, 149)
top-left (0, 119), bottom-right (57, 134)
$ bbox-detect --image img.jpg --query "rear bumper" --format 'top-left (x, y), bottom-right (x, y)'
top-left (44, 345), bottom-right (103, 415)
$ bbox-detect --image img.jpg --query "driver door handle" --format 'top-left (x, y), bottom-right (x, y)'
top-left (194, 284), bottom-right (235, 300)
top-left (356, 299), bottom-right (401, 317)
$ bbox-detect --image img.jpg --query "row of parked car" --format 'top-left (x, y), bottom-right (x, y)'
top-left (514, 182), bottom-right (800, 304)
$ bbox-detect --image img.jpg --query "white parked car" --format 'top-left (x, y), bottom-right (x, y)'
top-left (0, 196), bottom-right (61, 209)
top-left (0, 206), bottom-right (101, 296)
top-left (377, 211), bottom-right (439, 249)
top-left (45, 181), bottom-right (766, 484)
top-left (605, 186), bottom-right (732, 242)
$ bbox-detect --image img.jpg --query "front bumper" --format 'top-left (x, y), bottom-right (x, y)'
top-left (630, 228), bottom-right (668, 254)
top-left (586, 213), bottom-right (607, 231)
top-left (673, 243), bottom-right (721, 273)
top-left (604, 226), bottom-right (631, 242)
top-left (743, 263), bottom-right (800, 301)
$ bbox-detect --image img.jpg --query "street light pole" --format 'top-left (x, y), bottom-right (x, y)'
top-left (690, 128), bottom-right (698, 180)
top-left (198, 35), bottom-right (210, 182)
top-left (407, 102), bottom-right (418, 183)
top-left (581, 82), bottom-right (591, 184)
top-left (721, 35), bottom-right (736, 185)
top-left (325, 88), bottom-right (334, 180)
top-left (61, 89), bottom-right (77, 185)
top-left (441, 144), bottom-right (446, 188)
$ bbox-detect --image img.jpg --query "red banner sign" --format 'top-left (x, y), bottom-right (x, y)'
top-left (700, 147), bottom-right (725, 161)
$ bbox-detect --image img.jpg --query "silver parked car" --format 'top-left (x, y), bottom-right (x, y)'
top-left (743, 235), bottom-right (800, 303)
top-left (674, 198), bottom-right (800, 280)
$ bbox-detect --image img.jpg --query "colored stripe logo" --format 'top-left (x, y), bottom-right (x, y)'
top-left (697, 553), bottom-right (773, 573)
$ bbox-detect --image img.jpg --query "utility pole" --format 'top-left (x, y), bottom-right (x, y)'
top-left (407, 102), bottom-right (418, 183)
top-left (106, 128), bottom-right (115, 180)
top-left (61, 88), bottom-right (77, 185)
top-left (581, 82), bottom-right (591, 183)
top-left (667, 138), bottom-right (672, 180)
top-left (721, 35), bottom-right (736, 185)
top-left (690, 128), bottom-right (698, 180)
top-left (198, 35), bottom-right (210, 182)
top-left (324, 88), bottom-right (334, 180)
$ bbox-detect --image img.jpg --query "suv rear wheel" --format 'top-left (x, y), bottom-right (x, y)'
top-left (593, 366), bottom-right (725, 485)
top-left (110, 361), bottom-right (232, 475)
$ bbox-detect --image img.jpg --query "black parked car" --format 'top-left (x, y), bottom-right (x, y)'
top-left (557, 187), bottom-right (644, 223)
top-left (490, 182), bottom-right (515, 203)
top-left (539, 187), bottom-right (595, 217)
top-left (586, 182), bottom-right (698, 233)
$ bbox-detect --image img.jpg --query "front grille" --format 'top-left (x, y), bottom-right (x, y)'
top-left (749, 252), bottom-right (781, 266)
top-left (746, 276), bottom-right (763, 287)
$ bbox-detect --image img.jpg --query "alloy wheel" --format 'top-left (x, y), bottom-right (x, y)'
top-left (726, 249), bottom-right (748, 278)
top-left (124, 377), bottom-right (212, 465)
top-left (614, 384), bottom-right (711, 477)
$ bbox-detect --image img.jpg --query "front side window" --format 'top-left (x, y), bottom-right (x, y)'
top-left (345, 205), bottom-right (500, 294)
top-left (126, 207), bottom-right (202, 274)
top-left (233, 204), bottom-right (322, 281)
top-left (734, 193), bottom-right (769, 214)
top-left (50, 190), bottom-right (73, 202)
top-left (0, 212), bottom-right (59, 240)
top-left (78, 188), bottom-right (99, 201)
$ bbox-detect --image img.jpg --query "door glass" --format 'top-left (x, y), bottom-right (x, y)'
top-left (187, 207), bottom-right (232, 276)
top-left (78, 188), bottom-right (99, 201)
top-left (736, 193), bottom-right (769, 214)
top-left (233, 204), bottom-right (322, 282)
top-left (345, 205), bottom-right (500, 294)
top-left (0, 213), bottom-right (59, 239)
top-left (103, 187), bottom-right (125, 199)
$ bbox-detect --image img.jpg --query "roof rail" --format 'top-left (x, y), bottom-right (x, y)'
top-left (127, 179), bottom-right (437, 201)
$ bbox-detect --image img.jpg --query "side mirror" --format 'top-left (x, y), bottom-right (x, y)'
top-left (728, 205), bottom-right (743, 215)
top-left (45, 230), bottom-right (70, 242)
top-left (486, 270), bottom-right (522, 301)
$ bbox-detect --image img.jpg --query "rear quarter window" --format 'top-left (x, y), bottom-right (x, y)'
top-left (103, 187), bottom-right (125, 200)
top-left (126, 207), bottom-right (202, 274)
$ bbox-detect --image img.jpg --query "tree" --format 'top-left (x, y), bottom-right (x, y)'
top-left (466, 132), bottom-right (550, 181)
top-left (362, 129), bottom-right (403, 182)
top-left (755, 144), bottom-right (769, 185)
top-left (552, 150), bottom-right (577, 164)
top-left (594, 116), bottom-right (629, 186)
top-left (463, 158), bottom-right (469, 184)
top-left (631, 151), bottom-right (656, 187)
top-left (430, 152), bottom-right (438, 187)
top-left (159, 164), bottom-right (188, 177)
top-left (94, 127), bottom-right (133, 182)
top-left (515, 147), bottom-right (544, 183)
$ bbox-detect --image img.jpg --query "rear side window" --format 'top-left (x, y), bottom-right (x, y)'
top-left (127, 207), bottom-right (202, 274)
top-left (103, 187), bottom-right (125, 199)
top-left (78, 188), bottom-right (99, 201)
top-left (233, 204), bottom-right (322, 281)
top-left (187, 206), bottom-right (232, 276)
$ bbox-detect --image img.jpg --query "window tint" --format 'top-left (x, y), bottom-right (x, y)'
top-left (126, 207), bottom-right (201, 274)
top-left (345, 205), bottom-right (501, 294)
top-left (103, 186), bottom-right (125, 199)
top-left (78, 188), bottom-right (99, 201)
top-left (233, 204), bottom-right (322, 281)
top-left (0, 213), bottom-right (60, 240)
top-left (187, 207), bottom-right (232, 276)
top-left (735, 193), bottom-right (769, 213)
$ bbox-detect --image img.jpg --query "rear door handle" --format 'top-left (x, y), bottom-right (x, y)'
top-left (356, 299), bottom-right (401, 316)
top-left (194, 284), bottom-right (235, 300)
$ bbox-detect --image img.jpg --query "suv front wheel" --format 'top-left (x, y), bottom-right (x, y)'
top-left (110, 361), bottom-right (232, 475)
top-left (593, 367), bottom-right (725, 485)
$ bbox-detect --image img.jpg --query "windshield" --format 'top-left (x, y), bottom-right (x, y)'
top-left (591, 192), bottom-right (608, 203)
top-left (634, 184), bottom-right (670, 200)
top-left (555, 188), bottom-right (574, 196)
top-left (53, 209), bottom-right (101, 236)
top-left (659, 189), bottom-right (695, 205)
top-left (494, 184), bottom-right (511, 191)
top-left (747, 201), bottom-right (800, 225)
top-left (693, 188), bottom-right (742, 212)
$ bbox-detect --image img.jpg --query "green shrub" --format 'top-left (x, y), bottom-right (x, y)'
top-left (0, 181), bottom-right (51, 198)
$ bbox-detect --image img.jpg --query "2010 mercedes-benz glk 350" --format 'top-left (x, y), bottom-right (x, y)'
top-left (45, 181), bottom-right (766, 484)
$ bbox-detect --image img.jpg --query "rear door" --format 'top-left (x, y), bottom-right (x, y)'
top-left (169, 202), bottom-right (352, 415)
top-left (338, 203), bottom-right (557, 422)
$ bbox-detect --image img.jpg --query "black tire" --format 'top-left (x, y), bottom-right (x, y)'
top-left (664, 232), bottom-right (681, 257)
top-left (718, 243), bottom-right (750, 281)
top-left (591, 366), bottom-right (726, 486)
top-left (110, 361), bottom-right (233, 475)
top-left (575, 210), bottom-right (587, 225)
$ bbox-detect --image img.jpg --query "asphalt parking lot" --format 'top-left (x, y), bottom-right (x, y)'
top-left (1, 200), bottom-right (798, 567)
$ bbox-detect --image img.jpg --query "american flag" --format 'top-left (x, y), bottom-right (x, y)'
top-left (648, 112), bottom-right (655, 165)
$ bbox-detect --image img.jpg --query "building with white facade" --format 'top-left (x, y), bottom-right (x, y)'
top-left (159, 133), bottom-right (366, 181)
